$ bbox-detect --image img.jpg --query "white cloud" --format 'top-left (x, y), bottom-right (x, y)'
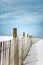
top-left (0, 10), bottom-right (43, 24)
top-left (0, 0), bottom-right (43, 24)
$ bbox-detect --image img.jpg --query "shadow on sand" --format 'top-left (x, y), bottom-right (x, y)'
top-left (23, 44), bottom-right (39, 65)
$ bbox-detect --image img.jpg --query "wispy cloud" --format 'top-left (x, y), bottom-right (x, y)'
top-left (0, 0), bottom-right (43, 24)
top-left (0, 0), bottom-right (43, 37)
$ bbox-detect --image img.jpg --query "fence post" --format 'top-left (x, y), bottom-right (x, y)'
top-left (26, 34), bottom-right (29, 54)
top-left (22, 32), bottom-right (25, 60)
top-left (1, 42), bottom-right (4, 65)
top-left (3, 41), bottom-right (6, 65)
top-left (13, 28), bottom-right (19, 65)
top-left (19, 38), bottom-right (23, 65)
top-left (29, 35), bottom-right (32, 47)
top-left (8, 40), bottom-right (11, 65)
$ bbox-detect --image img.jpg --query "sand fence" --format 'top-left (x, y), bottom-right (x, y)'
top-left (0, 28), bottom-right (40, 65)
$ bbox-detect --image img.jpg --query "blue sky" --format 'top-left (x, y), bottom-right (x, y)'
top-left (0, 0), bottom-right (43, 37)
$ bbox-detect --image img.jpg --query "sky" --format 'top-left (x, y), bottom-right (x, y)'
top-left (0, 0), bottom-right (43, 37)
